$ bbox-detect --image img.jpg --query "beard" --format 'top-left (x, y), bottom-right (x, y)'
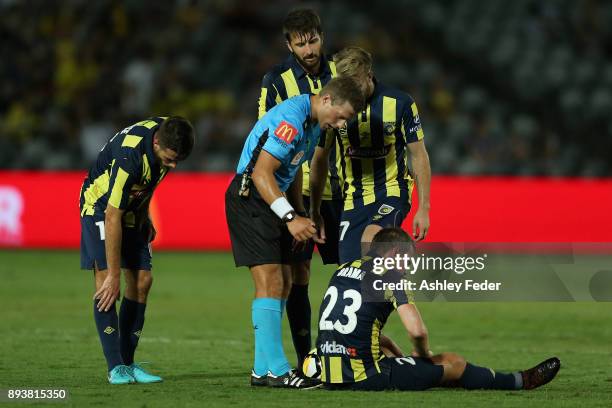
top-left (294, 52), bottom-right (321, 72)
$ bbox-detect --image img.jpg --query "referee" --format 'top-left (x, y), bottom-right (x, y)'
top-left (258, 9), bottom-right (342, 368)
top-left (225, 77), bottom-right (363, 389)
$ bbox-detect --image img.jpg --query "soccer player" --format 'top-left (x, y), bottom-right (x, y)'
top-left (258, 9), bottom-right (342, 368)
top-left (80, 117), bottom-right (195, 384)
top-left (315, 227), bottom-right (561, 391)
top-left (310, 46), bottom-right (432, 264)
top-left (226, 77), bottom-right (364, 388)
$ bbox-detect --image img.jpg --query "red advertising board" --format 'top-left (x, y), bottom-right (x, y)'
top-left (0, 171), bottom-right (610, 249)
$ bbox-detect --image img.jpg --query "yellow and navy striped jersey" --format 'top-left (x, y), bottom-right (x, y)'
top-left (332, 80), bottom-right (424, 211)
top-left (258, 54), bottom-right (343, 200)
top-left (79, 117), bottom-right (169, 227)
top-left (316, 256), bottom-right (414, 384)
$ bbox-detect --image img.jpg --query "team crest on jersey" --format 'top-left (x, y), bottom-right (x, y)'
top-left (359, 121), bottom-right (371, 138)
top-left (291, 151), bottom-right (305, 165)
top-left (383, 122), bottom-right (396, 135)
top-left (378, 204), bottom-right (395, 216)
top-left (274, 121), bottom-right (298, 143)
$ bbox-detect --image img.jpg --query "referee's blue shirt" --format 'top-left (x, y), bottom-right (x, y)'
top-left (237, 94), bottom-right (320, 192)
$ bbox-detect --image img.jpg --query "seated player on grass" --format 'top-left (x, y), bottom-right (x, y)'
top-left (313, 227), bottom-right (561, 391)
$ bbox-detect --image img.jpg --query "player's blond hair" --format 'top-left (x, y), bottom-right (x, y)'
top-left (334, 46), bottom-right (373, 80)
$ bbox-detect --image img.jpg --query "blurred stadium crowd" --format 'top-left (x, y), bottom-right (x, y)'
top-left (1, 0), bottom-right (611, 176)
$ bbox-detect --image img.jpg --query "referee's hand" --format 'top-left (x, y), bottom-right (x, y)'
top-left (287, 216), bottom-right (317, 242)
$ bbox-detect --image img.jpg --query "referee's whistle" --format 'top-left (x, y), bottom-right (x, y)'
top-left (238, 173), bottom-right (251, 198)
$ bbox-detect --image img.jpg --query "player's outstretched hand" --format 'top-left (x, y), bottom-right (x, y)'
top-left (412, 208), bottom-right (430, 241)
top-left (311, 211), bottom-right (326, 244)
top-left (288, 215), bottom-right (317, 242)
top-left (94, 275), bottom-right (120, 312)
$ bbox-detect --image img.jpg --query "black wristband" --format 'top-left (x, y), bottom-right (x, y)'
top-left (282, 210), bottom-right (297, 223)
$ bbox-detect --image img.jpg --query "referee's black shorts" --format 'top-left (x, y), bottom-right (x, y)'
top-left (225, 175), bottom-right (294, 267)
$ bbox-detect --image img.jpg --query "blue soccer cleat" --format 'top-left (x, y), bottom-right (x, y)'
top-left (108, 365), bottom-right (136, 385)
top-left (130, 363), bottom-right (163, 384)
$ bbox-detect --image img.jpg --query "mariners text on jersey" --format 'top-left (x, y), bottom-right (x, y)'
top-left (331, 80), bottom-right (425, 210)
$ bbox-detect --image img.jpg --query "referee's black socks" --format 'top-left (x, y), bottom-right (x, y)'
top-left (286, 284), bottom-right (312, 364)
top-left (460, 363), bottom-right (523, 390)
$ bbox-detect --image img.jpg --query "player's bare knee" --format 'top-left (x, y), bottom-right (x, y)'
top-left (362, 224), bottom-right (382, 242)
top-left (454, 353), bottom-right (467, 367)
top-left (449, 353), bottom-right (467, 372)
top-left (439, 352), bottom-right (465, 366)
top-left (361, 224), bottom-right (382, 253)
top-left (123, 270), bottom-right (136, 286)
top-left (137, 272), bottom-right (153, 299)
top-left (439, 352), bottom-right (467, 381)
top-left (94, 267), bottom-right (108, 290)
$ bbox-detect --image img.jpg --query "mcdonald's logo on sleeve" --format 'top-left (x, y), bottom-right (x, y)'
top-left (273, 121), bottom-right (299, 143)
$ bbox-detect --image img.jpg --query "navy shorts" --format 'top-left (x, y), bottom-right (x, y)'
top-left (80, 215), bottom-right (152, 271)
top-left (325, 357), bottom-right (443, 391)
top-left (338, 195), bottom-right (410, 264)
top-left (291, 196), bottom-right (342, 265)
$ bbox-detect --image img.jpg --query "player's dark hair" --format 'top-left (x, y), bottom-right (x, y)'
top-left (369, 227), bottom-right (416, 256)
top-left (157, 116), bottom-right (195, 161)
top-left (283, 8), bottom-right (322, 41)
top-left (320, 76), bottom-right (366, 113)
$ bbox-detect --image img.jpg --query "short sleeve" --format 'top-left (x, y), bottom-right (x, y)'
top-left (258, 73), bottom-right (280, 120)
top-left (401, 98), bottom-right (425, 144)
top-left (262, 119), bottom-right (302, 162)
top-left (384, 270), bottom-right (415, 308)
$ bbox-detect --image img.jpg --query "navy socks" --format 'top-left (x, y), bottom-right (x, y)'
top-left (93, 301), bottom-right (122, 371)
top-left (460, 363), bottom-right (522, 390)
top-left (286, 284), bottom-right (311, 364)
top-left (119, 297), bottom-right (146, 366)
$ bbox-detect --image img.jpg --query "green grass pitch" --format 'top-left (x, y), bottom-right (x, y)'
top-left (1, 250), bottom-right (611, 407)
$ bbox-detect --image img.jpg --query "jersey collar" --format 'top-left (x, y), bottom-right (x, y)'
top-left (287, 53), bottom-right (332, 80)
top-left (146, 121), bottom-right (162, 167)
top-left (368, 77), bottom-right (383, 102)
